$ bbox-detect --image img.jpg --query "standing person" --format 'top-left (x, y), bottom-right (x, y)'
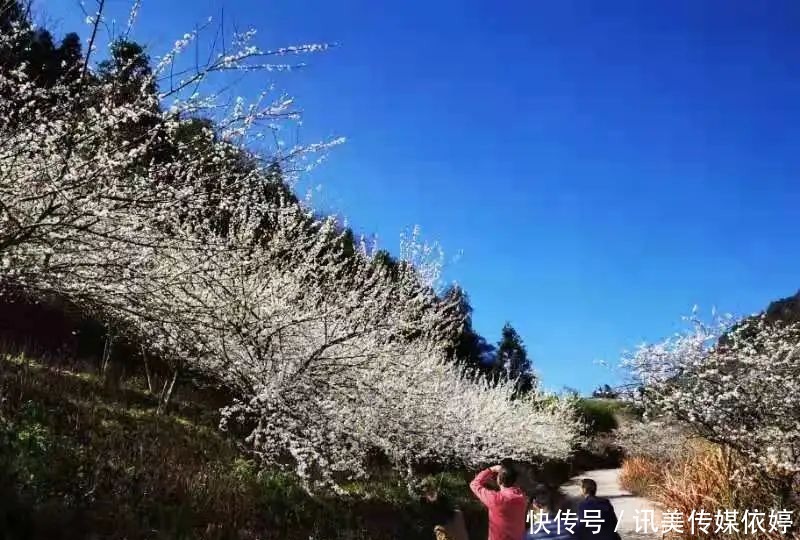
top-left (469, 462), bottom-right (527, 540)
top-left (575, 479), bottom-right (620, 540)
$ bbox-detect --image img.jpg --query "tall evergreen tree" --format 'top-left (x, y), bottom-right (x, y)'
top-left (441, 285), bottom-right (495, 376)
top-left (95, 40), bottom-right (160, 145)
top-left (56, 33), bottom-right (83, 83)
top-left (97, 40), bottom-right (156, 102)
top-left (493, 322), bottom-right (534, 395)
top-left (0, 2), bottom-right (84, 124)
top-left (0, 3), bottom-right (81, 85)
top-left (372, 249), bottom-right (400, 280)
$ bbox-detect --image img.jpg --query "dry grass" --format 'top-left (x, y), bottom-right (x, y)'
top-left (620, 440), bottom-right (795, 540)
top-left (619, 455), bottom-right (663, 497)
top-left (657, 442), bottom-right (734, 515)
top-left (655, 443), bottom-right (793, 540)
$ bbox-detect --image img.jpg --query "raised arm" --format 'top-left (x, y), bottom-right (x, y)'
top-left (469, 468), bottom-right (501, 508)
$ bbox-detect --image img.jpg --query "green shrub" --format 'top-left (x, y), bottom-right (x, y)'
top-left (575, 398), bottom-right (622, 435)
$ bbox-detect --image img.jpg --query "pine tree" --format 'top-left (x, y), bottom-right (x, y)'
top-left (97, 40), bottom-right (157, 102)
top-left (56, 33), bottom-right (84, 83)
top-left (441, 285), bottom-right (495, 377)
top-left (493, 322), bottom-right (534, 395)
top-left (0, 3), bottom-right (82, 85)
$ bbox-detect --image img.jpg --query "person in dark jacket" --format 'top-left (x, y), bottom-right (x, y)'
top-left (575, 479), bottom-right (620, 540)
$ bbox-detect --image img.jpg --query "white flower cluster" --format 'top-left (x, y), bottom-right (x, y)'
top-left (624, 312), bottom-right (800, 476)
top-left (614, 419), bottom-right (691, 462)
top-left (0, 12), bottom-right (581, 489)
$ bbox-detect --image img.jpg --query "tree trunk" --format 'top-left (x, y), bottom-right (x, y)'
top-left (100, 333), bottom-right (114, 375)
top-left (156, 368), bottom-right (178, 415)
top-left (141, 345), bottom-right (154, 394)
top-left (101, 333), bottom-right (123, 394)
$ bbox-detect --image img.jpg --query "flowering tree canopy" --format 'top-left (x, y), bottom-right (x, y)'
top-left (0, 1), bottom-right (581, 489)
top-left (624, 311), bottom-right (800, 476)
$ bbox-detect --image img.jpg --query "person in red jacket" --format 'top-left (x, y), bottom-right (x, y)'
top-left (470, 462), bottom-right (528, 540)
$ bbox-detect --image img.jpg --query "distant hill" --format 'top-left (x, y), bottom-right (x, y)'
top-left (717, 289), bottom-right (800, 349)
top-left (764, 290), bottom-right (800, 324)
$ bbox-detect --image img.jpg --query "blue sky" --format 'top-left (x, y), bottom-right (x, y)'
top-left (43, 0), bottom-right (800, 393)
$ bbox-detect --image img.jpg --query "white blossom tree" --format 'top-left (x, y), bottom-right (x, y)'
top-left (624, 311), bottom-right (800, 478)
top-left (0, 1), bottom-right (582, 491)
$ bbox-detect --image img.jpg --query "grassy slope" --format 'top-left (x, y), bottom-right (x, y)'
top-left (575, 398), bottom-right (629, 435)
top-left (567, 398), bottom-right (631, 472)
top-left (0, 352), bottom-right (486, 540)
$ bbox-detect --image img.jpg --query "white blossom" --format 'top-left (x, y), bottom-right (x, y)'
top-left (624, 311), bottom-right (800, 476)
top-left (0, 10), bottom-right (581, 491)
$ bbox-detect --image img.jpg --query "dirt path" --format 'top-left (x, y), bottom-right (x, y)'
top-left (562, 468), bottom-right (662, 539)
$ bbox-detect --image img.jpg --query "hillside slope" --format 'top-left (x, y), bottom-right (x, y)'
top-left (0, 351), bottom-right (487, 540)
